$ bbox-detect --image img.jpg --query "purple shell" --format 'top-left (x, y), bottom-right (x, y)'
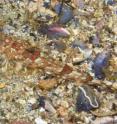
top-left (93, 51), bottom-right (111, 79)
top-left (105, 0), bottom-right (116, 5)
top-left (54, 3), bottom-right (73, 24)
top-left (76, 85), bottom-right (99, 112)
top-left (39, 24), bottom-right (70, 39)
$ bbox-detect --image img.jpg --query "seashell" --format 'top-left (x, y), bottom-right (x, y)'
top-left (44, 100), bottom-right (56, 113)
top-left (39, 24), bottom-right (70, 38)
top-left (89, 33), bottom-right (100, 46)
top-left (46, 40), bottom-right (66, 52)
top-left (76, 85), bottom-right (99, 112)
top-left (54, 3), bottom-right (73, 24)
top-left (71, 40), bottom-right (87, 50)
top-left (93, 51), bottom-right (111, 79)
top-left (3, 25), bottom-right (15, 35)
top-left (105, 0), bottom-right (116, 5)
top-left (74, 0), bottom-right (85, 9)
top-left (38, 96), bottom-right (45, 108)
top-left (0, 54), bottom-right (8, 73)
top-left (43, 0), bottom-right (51, 8)
top-left (71, 40), bottom-right (92, 59)
top-left (10, 120), bottom-right (32, 124)
top-left (38, 78), bottom-right (57, 90)
top-left (92, 116), bottom-right (117, 124)
top-left (27, 96), bottom-right (45, 111)
top-left (35, 117), bottom-right (47, 124)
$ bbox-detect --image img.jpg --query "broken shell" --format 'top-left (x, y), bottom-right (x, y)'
top-left (92, 116), bottom-right (117, 124)
top-left (54, 3), bottom-right (73, 24)
top-left (38, 96), bottom-right (45, 108)
top-left (57, 106), bottom-right (68, 117)
top-left (93, 51), bottom-right (111, 79)
top-left (71, 40), bottom-right (92, 59)
top-left (43, 0), bottom-right (51, 8)
top-left (38, 78), bottom-right (57, 90)
top-left (76, 85), bottom-right (99, 112)
top-left (71, 39), bottom-right (87, 49)
top-left (10, 120), bottom-right (32, 124)
top-left (37, 96), bottom-right (56, 113)
top-left (105, 0), bottom-right (116, 5)
top-left (45, 100), bottom-right (56, 114)
top-left (39, 24), bottom-right (70, 39)
top-left (0, 54), bottom-right (8, 73)
top-left (89, 33), bottom-right (100, 46)
top-left (35, 117), bottom-right (47, 124)
top-left (74, 0), bottom-right (85, 9)
top-left (46, 40), bottom-right (66, 52)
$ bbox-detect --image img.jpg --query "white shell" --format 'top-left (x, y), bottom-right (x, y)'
top-left (35, 117), bottom-right (47, 124)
